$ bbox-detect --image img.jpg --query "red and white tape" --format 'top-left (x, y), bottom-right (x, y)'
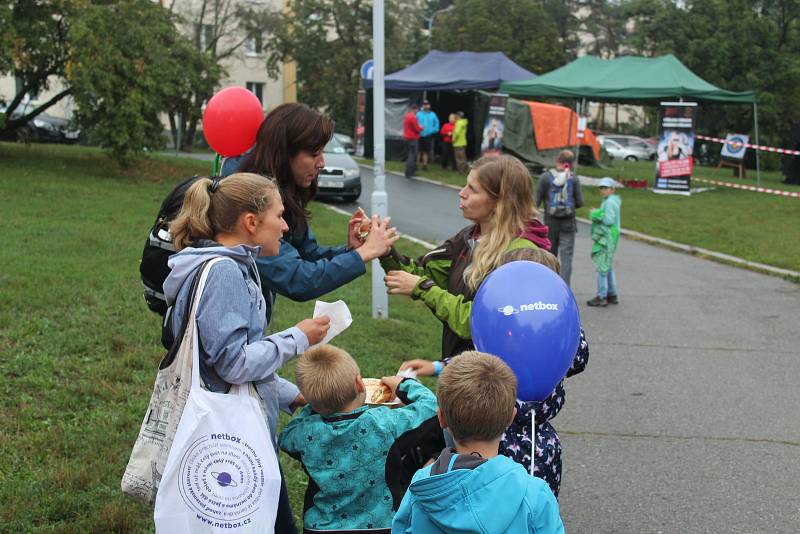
top-left (693, 177), bottom-right (800, 198)
top-left (696, 134), bottom-right (800, 157)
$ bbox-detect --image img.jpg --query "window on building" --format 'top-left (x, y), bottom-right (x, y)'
top-left (197, 24), bottom-right (215, 51)
top-left (244, 33), bottom-right (263, 56)
top-left (246, 82), bottom-right (264, 106)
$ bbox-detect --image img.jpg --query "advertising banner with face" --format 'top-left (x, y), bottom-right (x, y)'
top-left (480, 93), bottom-right (508, 157)
top-left (655, 103), bottom-right (697, 195)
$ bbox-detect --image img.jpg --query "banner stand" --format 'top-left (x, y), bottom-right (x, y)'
top-left (654, 102), bottom-right (698, 196)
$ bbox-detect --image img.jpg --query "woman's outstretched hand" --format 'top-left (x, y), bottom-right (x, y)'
top-left (296, 316), bottom-right (331, 345)
top-left (355, 216), bottom-right (399, 262)
top-left (398, 359), bottom-right (436, 377)
top-left (384, 270), bottom-right (421, 296)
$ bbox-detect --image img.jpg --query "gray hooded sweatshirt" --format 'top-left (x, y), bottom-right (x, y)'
top-left (163, 242), bottom-right (308, 445)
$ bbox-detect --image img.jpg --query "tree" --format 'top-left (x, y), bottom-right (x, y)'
top-left (430, 0), bottom-right (567, 75)
top-left (624, 0), bottom-right (800, 148)
top-left (68, 1), bottom-right (206, 164)
top-left (263, 0), bottom-right (427, 134)
top-left (164, 0), bottom-right (277, 151)
top-left (0, 0), bottom-right (75, 135)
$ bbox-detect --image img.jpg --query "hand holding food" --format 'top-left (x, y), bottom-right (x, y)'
top-left (363, 378), bottom-right (393, 404)
top-left (355, 216), bottom-right (399, 262)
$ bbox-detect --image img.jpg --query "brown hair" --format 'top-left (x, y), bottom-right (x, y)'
top-left (296, 344), bottom-right (360, 416)
top-left (556, 150), bottom-right (575, 165)
top-left (436, 351), bottom-right (517, 442)
top-left (238, 103), bottom-right (333, 236)
top-left (500, 247), bottom-right (561, 274)
top-left (170, 173), bottom-right (277, 250)
top-left (464, 155), bottom-right (538, 292)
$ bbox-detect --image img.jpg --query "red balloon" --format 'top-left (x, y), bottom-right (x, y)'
top-left (202, 87), bottom-right (264, 157)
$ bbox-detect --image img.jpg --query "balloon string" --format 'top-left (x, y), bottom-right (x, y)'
top-left (530, 408), bottom-right (535, 476)
top-left (213, 154), bottom-right (221, 177)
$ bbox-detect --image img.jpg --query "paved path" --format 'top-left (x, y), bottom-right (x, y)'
top-left (343, 167), bottom-right (800, 533)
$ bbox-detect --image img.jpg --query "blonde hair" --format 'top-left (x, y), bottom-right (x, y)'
top-left (464, 155), bottom-right (538, 292)
top-left (296, 345), bottom-right (360, 416)
top-left (170, 173), bottom-right (278, 250)
top-left (500, 247), bottom-right (561, 275)
top-left (436, 351), bottom-right (517, 442)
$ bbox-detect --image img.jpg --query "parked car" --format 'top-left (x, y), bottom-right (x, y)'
top-left (316, 135), bottom-right (361, 203)
top-left (598, 134), bottom-right (655, 161)
top-left (333, 132), bottom-right (355, 154)
top-left (0, 105), bottom-right (80, 143)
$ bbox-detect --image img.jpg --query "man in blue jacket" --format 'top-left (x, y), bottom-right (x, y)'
top-left (416, 100), bottom-right (440, 171)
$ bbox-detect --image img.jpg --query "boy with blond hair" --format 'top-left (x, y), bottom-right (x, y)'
top-left (279, 344), bottom-right (438, 533)
top-left (392, 352), bottom-right (564, 534)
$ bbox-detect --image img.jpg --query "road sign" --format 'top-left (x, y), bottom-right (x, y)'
top-left (360, 59), bottom-right (374, 80)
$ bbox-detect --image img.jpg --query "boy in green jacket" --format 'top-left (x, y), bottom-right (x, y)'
top-left (587, 177), bottom-right (622, 307)
top-left (452, 111), bottom-right (469, 173)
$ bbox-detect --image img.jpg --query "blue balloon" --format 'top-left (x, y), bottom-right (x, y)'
top-left (471, 261), bottom-right (580, 402)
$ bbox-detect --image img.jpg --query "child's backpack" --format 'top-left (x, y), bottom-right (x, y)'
top-left (140, 175), bottom-right (203, 316)
top-left (545, 170), bottom-right (576, 218)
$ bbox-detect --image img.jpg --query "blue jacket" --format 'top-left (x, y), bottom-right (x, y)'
top-left (221, 159), bottom-right (366, 322)
top-left (280, 379), bottom-right (439, 532)
top-left (392, 449), bottom-right (564, 534)
top-left (163, 243), bottom-right (307, 445)
top-left (416, 110), bottom-right (440, 138)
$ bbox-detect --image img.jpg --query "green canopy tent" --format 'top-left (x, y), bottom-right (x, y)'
top-left (500, 55), bottom-right (761, 181)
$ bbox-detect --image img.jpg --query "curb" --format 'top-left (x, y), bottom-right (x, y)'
top-left (357, 164), bottom-right (800, 281)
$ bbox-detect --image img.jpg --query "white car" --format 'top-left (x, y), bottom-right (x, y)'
top-left (598, 135), bottom-right (656, 161)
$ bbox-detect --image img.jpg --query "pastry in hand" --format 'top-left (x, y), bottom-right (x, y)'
top-left (363, 378), bottom-right (391, 404)
top-left (356, 208), bottom-right (371, 241)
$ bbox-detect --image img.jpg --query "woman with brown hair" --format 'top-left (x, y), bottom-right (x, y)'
top-left (223, 103), bottom-right (397, 322)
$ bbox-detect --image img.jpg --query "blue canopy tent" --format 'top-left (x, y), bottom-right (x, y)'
top-left (362, 50), bottom-right (535, 160)
top-left (364, 50), bottom-right (535, 91)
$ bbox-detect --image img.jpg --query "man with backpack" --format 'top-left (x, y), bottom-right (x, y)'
top-left (534, 150), bottom-right (584, 286)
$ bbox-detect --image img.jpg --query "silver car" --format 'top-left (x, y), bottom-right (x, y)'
top-left (598, 135), bottom-right (656, 161)
top-left (316, 135), bottom-right (362, 203)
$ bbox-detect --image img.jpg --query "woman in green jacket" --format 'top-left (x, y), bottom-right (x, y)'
top-left (382, 154), bottom-right (551, 361)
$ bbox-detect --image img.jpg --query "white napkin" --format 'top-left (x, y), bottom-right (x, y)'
top-left (397, 368), bottom-right (417, 379)
top-left (312, 300), bottom-right (353, 345)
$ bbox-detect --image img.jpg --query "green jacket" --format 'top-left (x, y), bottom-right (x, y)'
top-left (452, 118), bottom-right (468, 148)
top-left (381, 223), bottom-right (549, 358)
top-left (590, 193), bottom-right (621, 274)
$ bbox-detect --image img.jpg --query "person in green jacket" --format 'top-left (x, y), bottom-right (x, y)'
top-left (452, 111), bottom-right (469, 173)
top-left (382, 154), bottom-right (551, 361)
top-left (587, 177), bottom-right (622, 307)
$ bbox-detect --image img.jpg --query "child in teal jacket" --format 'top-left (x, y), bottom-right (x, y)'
top-left (280, 345), bottom-right (438, 533)
top-left (587, 177), bottom-right (622, 307)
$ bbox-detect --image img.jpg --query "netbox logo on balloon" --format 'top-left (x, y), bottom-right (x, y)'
top-left (497, 301), bottom-right (560, 316)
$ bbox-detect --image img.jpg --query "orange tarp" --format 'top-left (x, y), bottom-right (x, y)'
top-left (526, 101), bottom-right (601, 160)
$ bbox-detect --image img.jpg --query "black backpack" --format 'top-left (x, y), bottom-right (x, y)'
top-left (140, 175), bottom-right (205, 316)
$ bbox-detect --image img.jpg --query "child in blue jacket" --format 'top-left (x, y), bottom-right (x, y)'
top-left (280, 344), bottom-right (439, 533)
top-left (392, 352), bottom-right (564, 534)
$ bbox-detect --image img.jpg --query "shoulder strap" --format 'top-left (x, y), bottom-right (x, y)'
top-left (157, 257), bottom-right (234, 370)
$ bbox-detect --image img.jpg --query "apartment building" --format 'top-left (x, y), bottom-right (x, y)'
top-left (0, 0), bottom-right (291, 128)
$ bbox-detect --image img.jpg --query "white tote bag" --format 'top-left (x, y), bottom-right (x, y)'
top-left (154, 258), bottom-right (282, 533)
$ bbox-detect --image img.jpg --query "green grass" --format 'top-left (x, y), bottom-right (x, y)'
top-left (358, 157), bottom-right (800, 272)
top-left (0, 143), bottom-right (441, 532)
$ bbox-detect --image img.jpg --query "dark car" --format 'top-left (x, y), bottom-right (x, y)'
top-left (316, 136), bottom-right (362, 203)
top-left (0, 105), bottom-right (80, 143)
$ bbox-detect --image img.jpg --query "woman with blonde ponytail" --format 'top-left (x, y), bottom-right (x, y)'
top-left (382, 155), bottom-right (551, 360)
top-left (162, 173), bottom-right (331, 533)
